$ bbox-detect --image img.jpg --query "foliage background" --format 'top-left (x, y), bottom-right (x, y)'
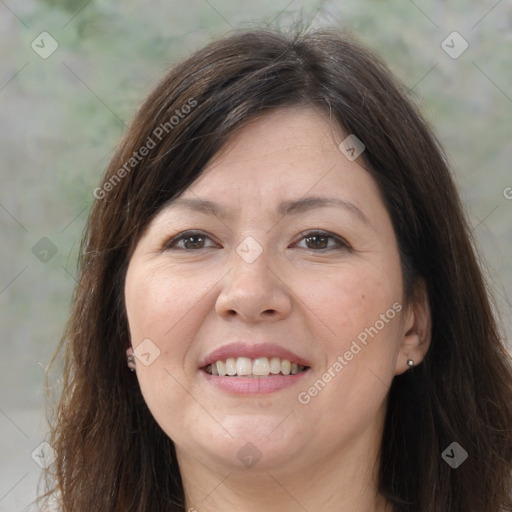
top-left (0, 0), bottom-right (511, 510)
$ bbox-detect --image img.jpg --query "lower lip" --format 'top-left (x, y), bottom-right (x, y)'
top-left (201, 369), bottom-right (311, 394)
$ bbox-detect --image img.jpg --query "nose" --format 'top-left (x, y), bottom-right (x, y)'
top-left (215, 245), bottom-right (292, 323)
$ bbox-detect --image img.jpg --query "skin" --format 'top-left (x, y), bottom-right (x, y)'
top-left (124, 107), bottom-right (431, 512)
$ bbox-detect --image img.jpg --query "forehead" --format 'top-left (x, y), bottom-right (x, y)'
top-left (160, 107), bottom-right (382, 220)
top-left (201, 107), bottom-right (347, 171)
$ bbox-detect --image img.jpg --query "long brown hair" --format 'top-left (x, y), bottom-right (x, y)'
top-left (39, 27), bottom-right (512, 511)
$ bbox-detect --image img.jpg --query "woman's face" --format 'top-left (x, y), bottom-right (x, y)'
top-left (124, 108), bottom-right (425, 478)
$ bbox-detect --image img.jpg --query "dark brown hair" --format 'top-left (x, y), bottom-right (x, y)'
top-left (40, 28), bottom-right (512, 511)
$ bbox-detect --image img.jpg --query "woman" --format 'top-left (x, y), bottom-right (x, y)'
top-left (40, 28), bottom-right (512, 511)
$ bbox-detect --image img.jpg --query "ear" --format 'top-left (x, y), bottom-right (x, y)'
top-left (395, 278), bottom-right (431, 375)
top-left (126, 346), bottom-right (137, 371)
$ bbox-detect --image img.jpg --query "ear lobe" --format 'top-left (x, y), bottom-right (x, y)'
top-left (126, 346), bottom-right (137, 371)
top-left (395, 279), bottom-right (431, 375)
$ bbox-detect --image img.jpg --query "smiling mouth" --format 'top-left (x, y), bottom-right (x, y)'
top-left (203, 356), bottom-right (309, 377)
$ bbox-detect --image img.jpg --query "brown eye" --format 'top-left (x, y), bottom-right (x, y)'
top-left (293, 230), bottom-right (350, 251)
top-left (304, 234), bottom-right (329, 250)
top-left (181, 235), bottom-right (206, 249)
top-left (165, 231), bottom-right (217, 251)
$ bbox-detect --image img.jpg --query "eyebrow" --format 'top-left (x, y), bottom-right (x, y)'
top-left (167, 195), bottom-right (371, 225)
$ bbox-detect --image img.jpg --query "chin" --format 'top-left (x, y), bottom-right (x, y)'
top-left (178, 420), bottom-right (307, 472)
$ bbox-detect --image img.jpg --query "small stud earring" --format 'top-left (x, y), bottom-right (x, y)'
top-left (407, 359), bottom-right (414, 369)
top-left (127, 353), bottom-right (136, 372)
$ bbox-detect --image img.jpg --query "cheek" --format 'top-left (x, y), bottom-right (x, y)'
top-left (293, 263), bottom-right (402, 430)
top-left (124, 263), bottom-right (216, 434)
top-left (299, 258), bottom-right (403, 347)
top-left (125, 262), bottom-right (211, 351)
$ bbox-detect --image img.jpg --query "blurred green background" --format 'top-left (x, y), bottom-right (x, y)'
top-left (0, 0), bottom-right (511, 510)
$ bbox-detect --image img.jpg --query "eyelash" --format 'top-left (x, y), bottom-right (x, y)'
top-left (164, 229), bottom-right (351, 252)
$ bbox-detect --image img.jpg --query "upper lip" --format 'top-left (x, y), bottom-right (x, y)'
top-left (199, 342), bottom-right (311, 369)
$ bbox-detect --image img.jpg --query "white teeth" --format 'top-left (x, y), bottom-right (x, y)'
top-left (269, 357), bottom-right (281, 374)
top-left (206, 356), bottom-right (307, 377)
top-left (216, 360), bottom-right (226, 377)
top-left (225, 357), bottom-right (237, 376)
top-left (252, 357), bottom-right (270, 376)
top-left (236, 357), bottom-right (252, 376)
